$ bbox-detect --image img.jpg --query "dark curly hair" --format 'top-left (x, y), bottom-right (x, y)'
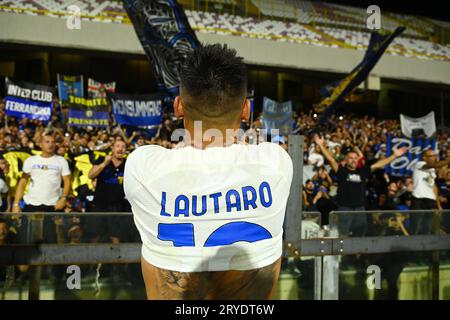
top-left (179, 43), bottom-right (247, 123)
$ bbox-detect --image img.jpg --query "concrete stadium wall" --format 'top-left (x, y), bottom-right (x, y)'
top-left (1, 12), bottom-right (450, 86)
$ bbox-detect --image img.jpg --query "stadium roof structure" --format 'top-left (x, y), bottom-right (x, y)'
top-left (0, 0), bottom-right (449, 86)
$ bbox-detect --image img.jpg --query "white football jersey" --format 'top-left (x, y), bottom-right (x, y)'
top-left (124, 142), bottom-right (293, 272)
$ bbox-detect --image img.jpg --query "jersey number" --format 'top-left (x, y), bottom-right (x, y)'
top-left (157, 221), bottom-right (272, 247)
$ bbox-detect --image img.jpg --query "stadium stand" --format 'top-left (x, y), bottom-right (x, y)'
top-left (0, 0), bottom-right (449, 61)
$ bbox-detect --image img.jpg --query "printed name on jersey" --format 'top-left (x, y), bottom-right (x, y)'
top-left (160, 181), bottom-right (273, 217)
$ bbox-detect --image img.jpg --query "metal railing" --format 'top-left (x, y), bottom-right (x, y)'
top-left (0, 210), bottom-right (449, 300)
top-left (315, 209), bottom-right (450, 300)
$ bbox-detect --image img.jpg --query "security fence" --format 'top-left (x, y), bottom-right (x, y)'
top-left (0, 210), bottom-right (449, 300)
top-left (1, 135), bottom-right (449, 299)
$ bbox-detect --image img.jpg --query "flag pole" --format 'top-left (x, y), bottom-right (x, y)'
top-left (440, 91), bottom-right (445, 130)
top-left (4, 78), bottom-right (8, 130)
top-left (249, 89), bottom-right (254, 129)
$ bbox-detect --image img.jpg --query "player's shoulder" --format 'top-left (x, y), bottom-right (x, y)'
top-left (124, 145), bottom-right (168, 194)
top-left (127, 144), bottom-right (166, 161)
top-left (125, 145), bottom-right (167, 171)
top-left (252, 142), bottom-right (293, 179)
top-left (256, 142), bottom-right (292, 163)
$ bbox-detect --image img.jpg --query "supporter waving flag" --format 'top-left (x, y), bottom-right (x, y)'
top-left (317, 26), bottom-right (405, 125)
top-left (122, 0), bottom-right (200, 97)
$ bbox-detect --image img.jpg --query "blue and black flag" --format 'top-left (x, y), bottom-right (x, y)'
top-left (4, 78), bottom-right (55, 122)
top-left (384, 134), bottom-right (437, 177)
top-left (317, 27), bottom-right (405, 125)
top-left (109, 92), bottom-right (163, 127)
top-left (122, 0), bottom-right (200, 97)
top-left (68, 96), bottom-right (110, 128)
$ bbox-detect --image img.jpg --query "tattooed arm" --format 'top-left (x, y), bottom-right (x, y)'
top-left (141, 257), bottom-right (281, 300)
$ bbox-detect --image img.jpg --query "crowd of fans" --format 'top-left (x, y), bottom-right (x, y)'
top-left (294, 113), bottom-right (450, 235)
top-left (0, 98), bottom-right (448, 241)
top-left (0, 96), bottom-right (450, 298)
top-left (0, 98), bottom-right (184, 245)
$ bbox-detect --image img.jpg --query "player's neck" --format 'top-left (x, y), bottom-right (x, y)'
top-left (184, 122), bottom-right (241, 150)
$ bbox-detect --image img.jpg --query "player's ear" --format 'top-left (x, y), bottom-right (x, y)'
top-left (240, 98), bottom-right (250, 122)
top-left (174, 96), bottom-right (184, 118)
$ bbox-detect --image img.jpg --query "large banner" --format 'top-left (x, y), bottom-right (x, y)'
top-left (400, 112), bottom-right (436, 138)
top-left (262, 97), bottom-right (293, 136)
top-left (88, 78), bottom-right (116, 99)
top-left (67, 96), bottom-right (110, 128)
top-left (384, 134), bottom-right (438, 176)
top-left (1, 150), bottom-right (31, 192)
top-left (317, 27), bottom-right (405, 125)
top-left (57, 74), bottom-right (84, 104)
top-left (4, 78), bottom-right (55, 122)
top-left (122, 0), bottom-right (200, 96)
top-left (109, 93), bottom-right (163, 127)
